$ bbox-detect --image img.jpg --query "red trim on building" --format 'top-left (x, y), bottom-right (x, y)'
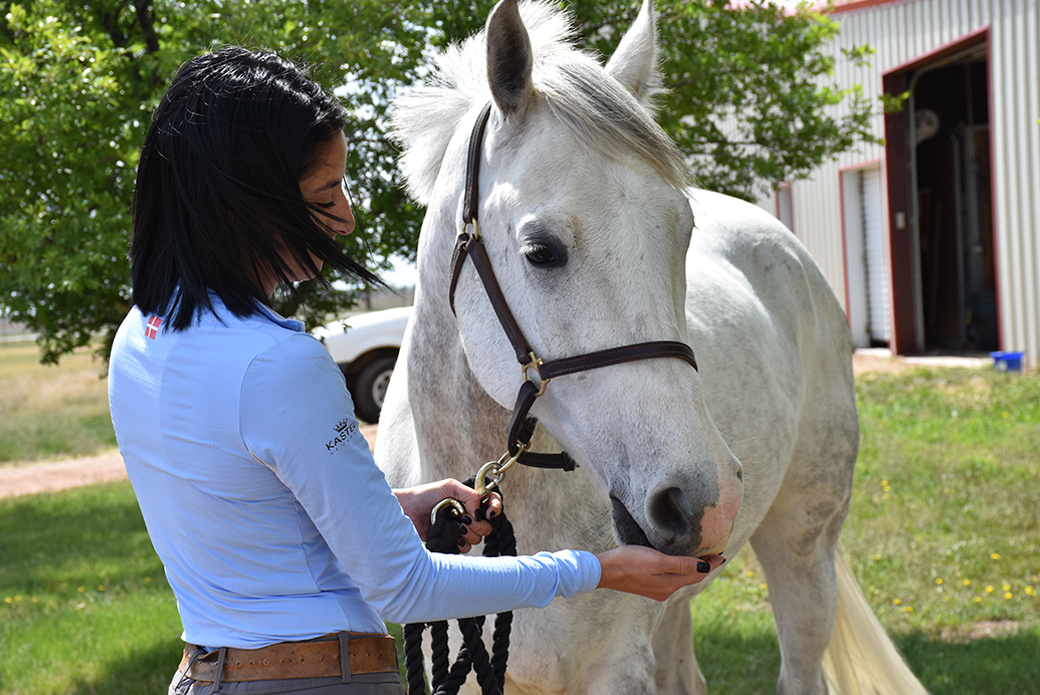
top-left (826, 0), bottom-right (916, 15)
top-left (885, 26), bottom-right (989, 74)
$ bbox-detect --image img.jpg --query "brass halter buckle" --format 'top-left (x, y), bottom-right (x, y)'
top-left (521, 351), bottom-right (549, 397)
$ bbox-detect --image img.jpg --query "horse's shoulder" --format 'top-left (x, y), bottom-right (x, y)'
top-left (684, 189), bottom-right (850, 358)
top-left (687, 189), bottom-right (804, 262)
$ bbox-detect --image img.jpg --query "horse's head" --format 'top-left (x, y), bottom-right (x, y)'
top-left (393, 0), bottom-right (742, 558)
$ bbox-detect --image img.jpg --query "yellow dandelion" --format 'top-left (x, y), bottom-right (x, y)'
top-left (944, 487), bottom-right (952, 494)
top-left (1026, 586), bottom-right (1035, 597)
top-left (1002, 411), bottom-right (1009, 418)
top-left (963, 579), bottom-right (971, 586)
top-left (881, 480), bottom-right (889, 487)
top-left (145, 577), bottom-right (152, 583)
top-left (985, 585), bottom-right (994, 593)
top-left (760, 583), bottom-right (768, 590)
top-left (883, 493), bottom-right (890, 500)
top-left (973, 596), bottom-right (982, 603)
top-left (77, 586), bottom-right (85, 593)
top-left (98, 585), bottom-right (105, 592)
top-left (14, 595), bottom-right (21, 602)
top-left (31, 597), bottom-right (38, 604)
top-left (1004, 592), bottom-right (1013, 599)
top-left (893, 598), bottom-right (902, 605)
top-left (935, 578), bottom-right (944, 585)
top-left (744, 570), bottom-right (755, 577)
top-left (943, 596), bottom-right (950, 602)
top-left (991, 553), bottom-right (1000, 560)
top-left (904, 606), bottom-right (913, 613)
top-left (3, 597), bottom-right (11, 604)
top-left (874, 554), bottom-right (882, 561)
top-left (1002, 584), bottom-right (1011, 591)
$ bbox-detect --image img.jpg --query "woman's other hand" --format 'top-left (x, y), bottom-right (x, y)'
top-left (595, 546), bottom-right (725, 601)
top-left (393, 479), bottom-right (504, 553)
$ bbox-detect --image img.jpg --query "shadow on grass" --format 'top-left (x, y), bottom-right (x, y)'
top-left (71, 636), bottom-right (184, 695)
top-left (691, 620), bottom-right (1039, 695)
top-left (897, 629), bottom-right (1040, 695)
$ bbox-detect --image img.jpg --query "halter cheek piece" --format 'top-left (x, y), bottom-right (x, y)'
top-left (448, 102), bottom-right (698, 475)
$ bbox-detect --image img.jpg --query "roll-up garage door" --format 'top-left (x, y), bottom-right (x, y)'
top-left (862, 168), bottom-right (891, 343)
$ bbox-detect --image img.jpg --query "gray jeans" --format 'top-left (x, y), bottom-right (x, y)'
top-left (168, 667), bottom-right (404, 695)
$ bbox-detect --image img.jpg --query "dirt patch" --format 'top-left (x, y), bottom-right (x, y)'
top-left (0, 424), bottom-right (379, 500)
top-left (852, 350), bottom-right (992, 377)
top-left (852, 351), bottom-right (914, 376)
top-left (939, 620), bottom-right (1021, 643)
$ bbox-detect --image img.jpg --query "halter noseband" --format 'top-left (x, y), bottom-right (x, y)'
top-left (448, 102), bottom-right (698, 471)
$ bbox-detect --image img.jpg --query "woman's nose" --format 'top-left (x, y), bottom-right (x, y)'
top-left (332, 182), bottom-right (355, 235)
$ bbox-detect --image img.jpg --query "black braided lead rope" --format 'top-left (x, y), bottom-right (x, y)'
top-left (404, 483), bottom-right (517, 695)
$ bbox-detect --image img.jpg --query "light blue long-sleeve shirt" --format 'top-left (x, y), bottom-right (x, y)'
top-left (108, 297), bottom-right (600, 649)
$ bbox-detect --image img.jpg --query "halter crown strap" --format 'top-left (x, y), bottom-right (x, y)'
top-left (463, 102), bottom-right (493, 226)
top-left (450, 102), bottom-right (698, 471)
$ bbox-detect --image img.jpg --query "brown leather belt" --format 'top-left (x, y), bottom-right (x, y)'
top-left (179, 632), bottom-right (398, 683)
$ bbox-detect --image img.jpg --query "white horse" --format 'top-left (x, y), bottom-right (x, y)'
top-left (377, 1), bottom-right (929, 693)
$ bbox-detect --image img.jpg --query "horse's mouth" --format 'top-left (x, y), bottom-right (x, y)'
top-left (609, 494), bottom-right (654, 549)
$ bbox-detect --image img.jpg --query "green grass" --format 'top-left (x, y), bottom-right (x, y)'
top-left (0, 482), bottom-right (182, 695)
top-left (0, 342), bottom-right (116, 464)
top-left (1, 363), bottom-right (1038, 694)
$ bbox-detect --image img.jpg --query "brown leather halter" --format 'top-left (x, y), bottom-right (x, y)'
top-left (448, 102), bottom-right (698, 472)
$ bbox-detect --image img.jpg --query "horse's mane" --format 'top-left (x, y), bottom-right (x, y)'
top-left (391, 0), bottom-right (691, 205)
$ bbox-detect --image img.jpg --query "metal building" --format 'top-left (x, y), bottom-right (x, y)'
top-left (760, 0), bottom-right (1039, 366)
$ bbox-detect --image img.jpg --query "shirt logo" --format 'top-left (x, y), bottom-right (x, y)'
top-left (145, 315), bottom-right (162, 340)
top-left (326, 418), bottom-right (358, 453)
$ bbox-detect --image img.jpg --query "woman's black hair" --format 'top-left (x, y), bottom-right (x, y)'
top-left (130, 46), bottom-right (381, 329)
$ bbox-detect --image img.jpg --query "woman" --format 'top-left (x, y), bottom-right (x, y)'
top-left (108, 47), bottom-right (720, 695)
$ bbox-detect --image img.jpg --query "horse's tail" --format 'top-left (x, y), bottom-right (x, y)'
top-left (822, 550), bottom-right (930, 695)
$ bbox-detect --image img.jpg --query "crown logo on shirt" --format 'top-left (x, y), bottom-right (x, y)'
top-left (327, 418), bottom-right (358, 453)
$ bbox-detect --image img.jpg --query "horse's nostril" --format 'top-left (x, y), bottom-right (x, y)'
top-left (609, 495), bottom-right (653, 548)
top-left (647, 486), bottom-right (699, 546)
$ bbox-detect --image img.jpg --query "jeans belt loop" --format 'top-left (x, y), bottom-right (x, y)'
top-left (338, 632), bottom-right (352, 684)
top-left (211, 646), bottom-right (228, 693)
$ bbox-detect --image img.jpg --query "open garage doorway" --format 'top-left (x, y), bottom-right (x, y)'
top-left (882, 29), bottom-right (997, 354)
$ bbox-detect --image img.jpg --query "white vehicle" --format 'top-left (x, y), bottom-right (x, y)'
top-left (313, 306), bottom-right (411, 423)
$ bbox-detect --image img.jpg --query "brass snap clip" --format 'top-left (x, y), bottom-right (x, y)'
top-left (475, 441), bottom-right (531, 501)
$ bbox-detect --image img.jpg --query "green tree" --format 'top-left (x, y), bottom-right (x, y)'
top-left (2, 0), bottom-right (878, 365)
top-left (0, 0), bottom-right (427, 363)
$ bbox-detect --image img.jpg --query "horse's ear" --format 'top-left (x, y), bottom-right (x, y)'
top-left (605, 0), bottom-right (662, 107)
top-left (486, 0), bottom-right (535, 119)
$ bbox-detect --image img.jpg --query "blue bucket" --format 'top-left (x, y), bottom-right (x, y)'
top-left (990, 351), bottom-right (1024, 372)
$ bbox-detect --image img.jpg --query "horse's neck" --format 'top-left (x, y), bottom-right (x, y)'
top-left (406, 268), bottom-right (614, 555)
top-left (407, 244), bottom-right (505, 482)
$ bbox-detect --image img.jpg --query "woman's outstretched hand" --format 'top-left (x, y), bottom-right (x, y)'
top-left (595, 546), bottom-right (725, 601)
top-left (393, 479), bottom-right (504, 554)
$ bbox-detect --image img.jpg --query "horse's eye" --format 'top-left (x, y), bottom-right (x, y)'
top-left (525, 246), bottom-right (556, 266)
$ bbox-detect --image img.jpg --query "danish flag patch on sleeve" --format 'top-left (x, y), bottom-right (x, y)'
top-left (145, 315), bottom-right (162, 340)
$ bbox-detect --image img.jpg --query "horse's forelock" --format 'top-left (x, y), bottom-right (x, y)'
top-left (391, 0), bottom-right (690, 203)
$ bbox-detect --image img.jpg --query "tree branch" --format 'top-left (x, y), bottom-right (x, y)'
top-left (133, 0), bottom-right (160, 54)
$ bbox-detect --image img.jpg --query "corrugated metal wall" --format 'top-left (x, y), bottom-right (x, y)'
top-left (764, 0), bottom-right (1039, 364)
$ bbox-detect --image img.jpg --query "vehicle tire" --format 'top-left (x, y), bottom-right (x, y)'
top-left (352, 355), bottom-right (397, 424)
